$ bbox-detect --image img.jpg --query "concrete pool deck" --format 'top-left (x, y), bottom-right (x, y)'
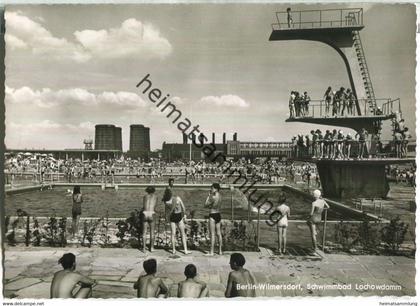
top-left (3, 247), bottom-right (415, 298)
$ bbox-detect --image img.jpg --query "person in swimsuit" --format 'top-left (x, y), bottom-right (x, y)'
top-left (323, 86), bottom-right (332, 116)
top-left (337, 130), bottom-right (345, 159)
top-left (50, 253), bottom-right (96, 298)
top-left (356, 128), bottom-right (368, 159)
top-left (142, 186), bottom-right (157, 252)
top-left (316, 130), bottom-right (324, 158)
top-left (225, 253), bottom-right (256, 298)
top-left (134, 259), bottom-right (168, 298)
top-left (344, 133), bottom-right (353, 159)
top-left (177, 264), bottom-right (209, 298)
top-left (204, 183), bottom-right (223, 255)
top-left (307, 189), bottom-right (329, 251)
top-left (347, 89), bottom-right (355, 115)
top-left (275, 192), bottom-right (290, 254)
top-left (71, 186), bottom-right (83, 238)
top-left (162, 178), bottom-right (174, 222)
top-left (169, 193), bottom-right (190, 254)
top-left (286, 8), bottom-right (293, 28)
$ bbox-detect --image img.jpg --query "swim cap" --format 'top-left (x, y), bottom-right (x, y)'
top-left (313, 189), bottom-right (322, 198)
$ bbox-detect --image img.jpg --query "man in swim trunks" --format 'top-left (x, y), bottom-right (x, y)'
top-left (162, 178), bottom-right (174, 221)
top-left (50, 253), bottom-right (96, 298)
top-left (134, 259), bottom-right (168, 298)
top-left (71, 186), bottom-right (83, 238)
top-left (205, 183), bottom-right (223, 255)
top-left (225, 253), bottom-right (256, 298)
top-left (178, 264), bottom-right (209, 298)
top-left (169, 193), bottom-right (190, 255)
top-left (142, 186), bottom-right (157, 252)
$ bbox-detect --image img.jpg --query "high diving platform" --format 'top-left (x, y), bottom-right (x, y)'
top-left (269, 8), bottom-right (413, 199)
top-left (270, 8), bottom-right (364, 45)
top-left (270, 8), bottom-right (377, 116)
top-left (285, 98), bottom-right (401, 134)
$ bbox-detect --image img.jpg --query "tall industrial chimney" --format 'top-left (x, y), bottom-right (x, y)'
top-left (212, 132), bottom-right (215, 144)
top-left (198, 133), bottom-right (205, 144)
top-left (223, 132), bottom-right (226, 144)
top-left (183, 133), bottom-right (188, 144)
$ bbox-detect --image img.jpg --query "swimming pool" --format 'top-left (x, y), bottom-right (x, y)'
top-left (5, 186), bottom-right (355, 221)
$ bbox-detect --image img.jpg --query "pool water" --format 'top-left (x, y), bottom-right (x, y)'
top-left (5, 187), bottom-right (350, 220)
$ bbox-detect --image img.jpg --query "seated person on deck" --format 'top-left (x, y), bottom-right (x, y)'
top-left (50, 253), bottom-right (96, 298)
top-left (178, 264), bottom-right (209, 298)
top-left (134, 259), bottom-right (169, 298)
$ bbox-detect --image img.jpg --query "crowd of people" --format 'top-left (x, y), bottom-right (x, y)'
top-left (323, 86), bottom-right (356, 117)
top-left (288, 90), bottom-right (311, 118)
top-left (388, 165), bottom-right (416, 187)
top-left (70, 179), bottom-right (327, 256)
top-left (393, 118), bottom-right (412, 158)
top-left (291, 128), bottom-right (370, 160)
top-left (5, 154), bottom-right (320, 188)
top-left (289, 86), bottom-right (357, 118)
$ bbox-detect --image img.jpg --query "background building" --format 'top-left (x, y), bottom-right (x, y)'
top-left (95, 124), bottom-right (122, 151)
top-left (161, 132), bottom-right (227, 162)
top-left (114, 127), bottom-right (122, 151)
top-left (227, 140), bottom-right (292, 159)
top-left (161, 132), bottom-right (292, 162)
top-left (128, 124), bottom-right (151, 159)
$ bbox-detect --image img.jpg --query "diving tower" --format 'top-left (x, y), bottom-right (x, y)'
top-left (270, 8), bottom-right (390, 131)
top-left (270, 8), bottom-right (412, 199)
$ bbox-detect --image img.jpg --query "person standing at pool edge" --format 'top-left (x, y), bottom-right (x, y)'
top-left (162, 178), bottom-right (174, 222)
top-left (71, 186), bottom-right (83, 238)
top-left (169, 192), bottom-right (191, 255)
top-left (275, 192), bottom-right (290, 254)
top-left (142, 186), bottom-right (157, 252)
top-left (205, 183), bottom-right (223, 256)
top-left (286, 7), bottom-right (293, 28)
top-left (307, 189), bottom-right (329, 252)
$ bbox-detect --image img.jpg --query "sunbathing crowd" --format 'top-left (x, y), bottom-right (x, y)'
top-left (6, 154), bottom-right (321, 187)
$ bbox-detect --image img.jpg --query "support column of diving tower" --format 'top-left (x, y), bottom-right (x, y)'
top-left (269, 8), bottom-right (412, 199)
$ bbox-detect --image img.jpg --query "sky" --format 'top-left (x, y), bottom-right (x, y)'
top-left (4, 3), bottom-right (416, 151)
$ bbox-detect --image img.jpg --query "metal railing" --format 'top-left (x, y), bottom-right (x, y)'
top-left (272, 8), bottom-right (363, 31)
top-left (382, 98), bottom-right (402, 116)
top-left (4, 171), bottom-right (291, 188)
top-left (289, 98), bottom-right (400, 119)
top-left (352, 198), bottom-right (384, 217)
top-left (291, 138), bottom-right (416, 160)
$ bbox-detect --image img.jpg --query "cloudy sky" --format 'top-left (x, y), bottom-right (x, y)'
top-left (5, 3), bottom-right (416, 150)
